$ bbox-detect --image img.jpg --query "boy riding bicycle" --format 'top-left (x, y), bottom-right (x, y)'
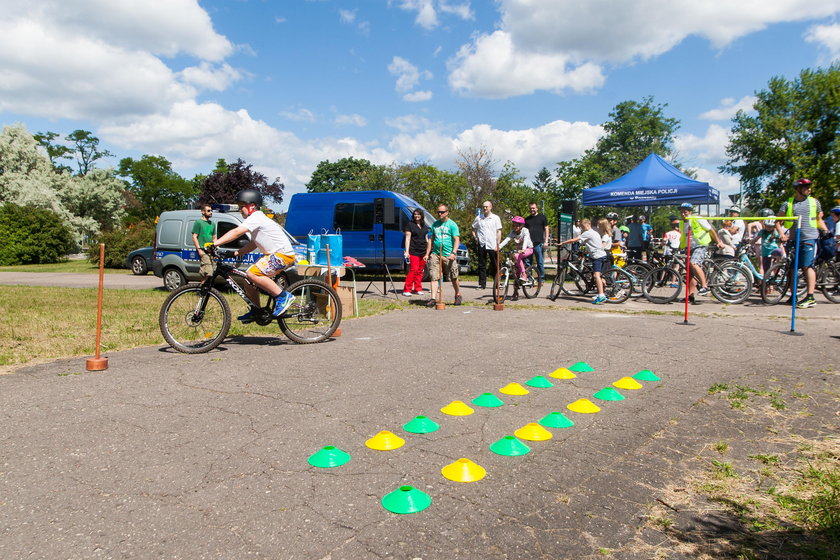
top-left (211, 189), bottom-right (296, 322)
top-left (558, 218), bottom-right (609, 304)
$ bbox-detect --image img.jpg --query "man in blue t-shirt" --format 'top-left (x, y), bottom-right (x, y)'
top-left (639, 215), bottom-right (653, 261)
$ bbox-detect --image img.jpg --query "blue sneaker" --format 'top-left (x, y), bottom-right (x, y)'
top-left (272, 291), bottom-right (296, 317)
top-left (592, 295), bottom-right (607, 305)
top-left (238, 308), bottom-right (258, 323)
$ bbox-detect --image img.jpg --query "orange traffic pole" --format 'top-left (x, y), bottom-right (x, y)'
top-left (86, 243), bottom-right (108, 371)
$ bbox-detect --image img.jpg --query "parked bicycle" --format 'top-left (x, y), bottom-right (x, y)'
top-left (159, 245), bottom-right (342, 353)
top-left (761, 255), bottom-right (840, 305)
top-left (642, 249), bottom-right (752, 304)
top-left (548, 245), bottom-right (631, 303)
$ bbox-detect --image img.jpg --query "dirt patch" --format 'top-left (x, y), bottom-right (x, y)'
top-left (606, 368), bottom-right (839, 560)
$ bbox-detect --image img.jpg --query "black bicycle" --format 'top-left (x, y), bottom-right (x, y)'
top-left (492, 251), bottom-right (541, 302)
top-left (159, 246), bottom-right (342, 353)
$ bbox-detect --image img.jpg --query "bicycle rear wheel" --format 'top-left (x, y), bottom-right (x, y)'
top-left (575, 265), bottom-right (595, 295)
top-left (277, 279), bottom-right (342, 343)
top-left (642, 267), bottom-right (682, 304)
top-left (760, 263), bottom-right (789, 304)
top-left (520, 264), bottom-right (542, 298)
top-left (623, 262), bottom-right (651, 296)
top-left (159, 284), bottom-right (231, 354)
top-left (603, 268), bottom-right (632, 303)
top-left (710, 262), bottom-right (753, 304)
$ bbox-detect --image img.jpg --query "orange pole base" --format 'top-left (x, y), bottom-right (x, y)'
top-left (86, 357), bottom-right (108, 371)
top-left (435, 302), bottom-right (446, 310)
top-left (333, 327), bottom-right (342, 337)
top-left (493, 304), bottom-right (504, 311)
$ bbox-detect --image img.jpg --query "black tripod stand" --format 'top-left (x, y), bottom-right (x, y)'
top-left (361, 231), bottom-right (398, 298)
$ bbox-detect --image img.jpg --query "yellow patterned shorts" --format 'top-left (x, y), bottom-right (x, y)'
top-left (248, 252), bottom-right (295, 277)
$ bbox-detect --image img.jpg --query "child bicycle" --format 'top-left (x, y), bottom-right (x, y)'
top-left (493, 250), bottom-right (541, 302)
top-left (159, 245), bottom-right (342, 353)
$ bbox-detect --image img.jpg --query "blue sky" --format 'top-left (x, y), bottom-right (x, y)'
top-left (1, 0), bottom-right (839, 209)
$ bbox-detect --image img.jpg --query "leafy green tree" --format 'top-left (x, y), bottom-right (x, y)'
top-left (0, 203), bottom-right (74, 265)
top-left (394, 162), bottom-right (468, 214)
top-left (722, 64), bottom-right (839, 210)
top-left (306, 157), bottom-right (380, 192)
top-left (65, 130), bottom-right (113, 176)
top-left (59, 168), bottom-right (126, 233)
top-left (197, 158), bottom-right (284, 209)
top-left (118, 155), bottom-right (197, 222)
top-left (552, 97), bottom-right (681, 219)
top-left (33, 131), bottom-right (73, 172)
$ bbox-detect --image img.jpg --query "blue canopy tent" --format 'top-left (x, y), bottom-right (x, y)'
top-left (582, 153), bottom-right (719, 207)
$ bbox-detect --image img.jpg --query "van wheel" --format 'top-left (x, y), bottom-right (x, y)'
top-left (163, 267), bottom-right (186, 291)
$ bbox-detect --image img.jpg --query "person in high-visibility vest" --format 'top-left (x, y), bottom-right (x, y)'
top-left (679, 202), bottom-right (724, 303)
top-left (775, 179), bottom-right (830, 309)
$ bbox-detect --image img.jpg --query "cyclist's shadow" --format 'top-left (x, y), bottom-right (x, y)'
top-left (157, 334), bottom-right (337, 353)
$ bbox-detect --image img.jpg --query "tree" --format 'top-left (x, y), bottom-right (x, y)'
top-left (197, 158), bottom-right (284, 209)
top-left (0, 203), bottom-right (74, 265)
top-left (118, 155), bottom-right (196, 222)
top-left (722, 64), bottom-right (839, 210)
top-left (493, 162), bottom-right (534, 219)
top-left (456, 147), bottom-right (496, 210)
top-left (65, 130), bottom-right (113, 176)
top-left (551, 97), bottom-right (681, 220)
top-left (33, 131), bottom-right (73, 172)
top-left (59, 168), bottom-right (126, 233)
top-left (305, 157), bottom-right (383, 192)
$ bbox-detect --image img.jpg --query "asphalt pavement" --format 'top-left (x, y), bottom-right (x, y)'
top-left (1, 287), bottom-right (837, 558)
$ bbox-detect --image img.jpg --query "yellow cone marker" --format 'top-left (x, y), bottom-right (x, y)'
top-left (441, 458), bottom-right (487, 482)
top-left (440, 400), bottom-right (474, 416)
top-left (514, 422), bottom-right (553, 441)
top-left (613, 376), bottom-right (643, 390)
top-left (566, 398), bottom-right (601, 414)
top-left (499, 382), bottom-right (529, 396)
top-left (549, 367), bottom-right (577, 379)
top-left (365, 430), bottom-right (406, 450)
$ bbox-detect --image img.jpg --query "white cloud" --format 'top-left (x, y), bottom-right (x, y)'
top-left (699, 96), bottom-right (757, 121)
top-left (805, 23), bottom-right (840, 61)
top-left (335, 114), bottom-right (368, 127)
top-left (385, 115), bottom-right (433, 132)
top-left (339, 8), bottom-right (370, 35)
top-left (449, 0), bottom-right (840, 98)
top-left (396, 0), bottom-right (473, 30)
top-left (403, 90), bottom-right (433, 102)
top-left (448, 30), bottom-right (605, 97)
top-left (675, 124), bottom-right (732, 167)
top-left (0, 0), bottom-right (234, 120)
top-left (279, 108), bottom-right (316, 122)
top-left (179, 62), bottom-right (241, 91)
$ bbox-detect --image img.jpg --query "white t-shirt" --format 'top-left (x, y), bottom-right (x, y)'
top-left (731, 219), bottom-right (745, 244)
top-left (580, 229), bottom-right (606, 259)
top-left (471, 213), bottom-right (502, 250)
top-left (241, 211), bottom-right (294, 255)
top-left (664, 230), bottom-right (681, 249)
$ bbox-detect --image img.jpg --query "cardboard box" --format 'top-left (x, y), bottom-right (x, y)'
top-left (336, 285), bottom-right (356, 315)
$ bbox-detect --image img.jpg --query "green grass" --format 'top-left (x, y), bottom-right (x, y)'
top-left (0, 284), bottom-right (411, 369)
top-left (0, 260), bottom-right (126, 274)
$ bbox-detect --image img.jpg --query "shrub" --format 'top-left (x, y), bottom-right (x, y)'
top-left (88, 222), bottom-right (155, 268)
top-left (0, 203), bottom-right (75, 265)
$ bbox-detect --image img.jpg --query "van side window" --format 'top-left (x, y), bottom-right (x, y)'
top-left (159, 220), bottom-right (182, 246)
top-left (217, 221), bottom-right (249, 249)
top-left (334, 203), bottom-right (374, 231)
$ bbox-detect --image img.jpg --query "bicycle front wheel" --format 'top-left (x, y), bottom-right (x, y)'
top-left (520, 264), bottom-right (542, 298)
top-left (277, 279), bottom-right (342, 344)
top-left (760, 263), bottom-right (789, 304)
top-left (623, 262), bottom-right (651, 296)
top-left (642, 267), bottom-right (682, 304)
top-left (710, 262), bottom-right (753, 304)
top-left (493, 266), bottom-right (510, 303)
top-left (603, 268), bottom-right (632, 303)
top-left (159, 284), bottom-right (231, 354)
top-left (548, 267), bottom-right (563, 301)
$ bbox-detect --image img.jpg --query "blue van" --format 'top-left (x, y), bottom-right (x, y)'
top-left (284, 190), bottom-right (469, 272)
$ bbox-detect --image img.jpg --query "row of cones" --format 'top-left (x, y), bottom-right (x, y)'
top-left (311, 367), bottom-right (663, 514)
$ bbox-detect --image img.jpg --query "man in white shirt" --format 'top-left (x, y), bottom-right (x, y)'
top-left (471, 201), bottom-right (502, 290)
top-left (728, 206), bottom-right (746, 246)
